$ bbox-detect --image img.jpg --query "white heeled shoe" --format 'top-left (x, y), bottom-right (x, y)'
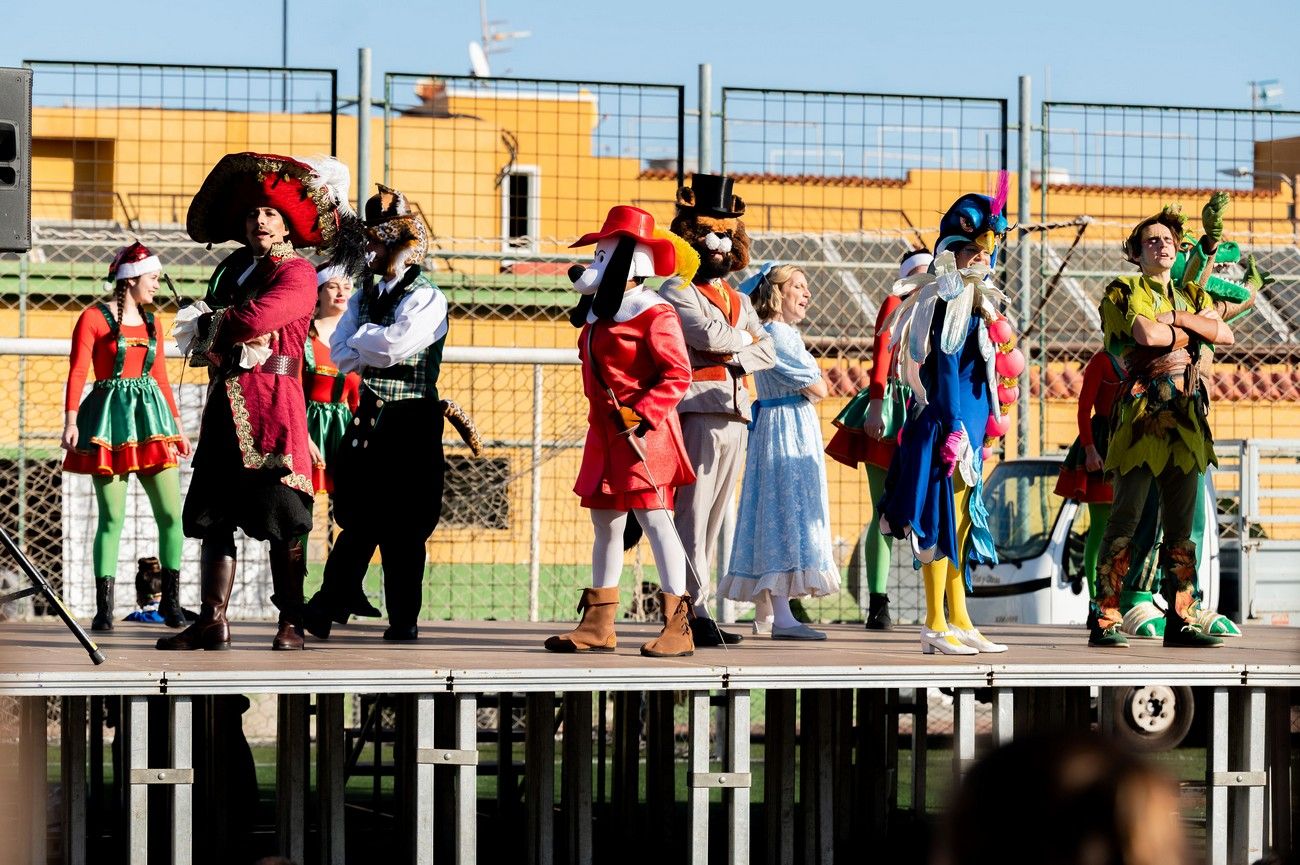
top-left (920, 629), bottom-right (979, 655)
top-left (951, 626), bottom-right (1007, 653)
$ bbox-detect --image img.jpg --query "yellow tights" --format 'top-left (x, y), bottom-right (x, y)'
top-left (922, 474), bottom-right (975, 634)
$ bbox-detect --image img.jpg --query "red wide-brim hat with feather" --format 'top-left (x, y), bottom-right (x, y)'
top-left (570, 205), bottom-right (676, 276)
top-left (187, 152), bottom-right (346, 249)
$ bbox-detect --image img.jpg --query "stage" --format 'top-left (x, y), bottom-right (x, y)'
top-left (1, 620), bottom-right (1295, 864)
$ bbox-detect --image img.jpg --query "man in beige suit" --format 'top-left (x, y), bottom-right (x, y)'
top-left (663, 174), bottom-right (776, 645)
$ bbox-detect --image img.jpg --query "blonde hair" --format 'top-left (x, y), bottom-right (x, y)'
top-left (751, 264), bottom-right (805, 322)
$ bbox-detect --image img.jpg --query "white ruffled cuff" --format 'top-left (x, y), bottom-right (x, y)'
top-left (171, 301), bottom-right (212, 355)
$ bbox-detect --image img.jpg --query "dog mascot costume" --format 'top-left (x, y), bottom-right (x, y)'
top-left (545, 205), bottom-right (702, 658)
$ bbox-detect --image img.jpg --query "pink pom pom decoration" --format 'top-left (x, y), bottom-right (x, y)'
top-left (982, 446), bottom-right (993, 460)
top-left (998, 384), bottom-right (1019, 405)
top-left (988, 318), bottom-right (1014, 344)
top-left (985, 413), bottom-right (1011, 438)
top-left (995, 347), bottom-right (1026, 377)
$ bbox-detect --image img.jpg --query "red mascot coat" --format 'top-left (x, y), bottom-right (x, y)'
top-left (575, 287), bottom-right (696, 509)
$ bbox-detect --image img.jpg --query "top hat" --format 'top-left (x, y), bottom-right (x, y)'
top-left (187, 152), bottom-right (349, 250)
top-left (675, 174), bottom-right (746, 219)
top-left (570, 205), bottom-right (676, 276)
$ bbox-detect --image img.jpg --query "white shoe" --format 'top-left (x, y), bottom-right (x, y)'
top-left (751, 620), bottom-right (772, 636)
top-left (920, 629), bottom-right (978, 655)
top-left (952, 626), bottom-right (1008, 653)
top-left (772, 622), bottom-right (827, 640)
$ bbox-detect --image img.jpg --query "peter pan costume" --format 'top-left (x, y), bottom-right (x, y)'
top-left (64, 242), bottom-right (189, 630)
top-left (1087, 205), bottom-right (1226, 649)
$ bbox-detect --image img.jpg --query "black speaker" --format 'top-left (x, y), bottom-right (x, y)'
top-left (0, 67), bottom-right (32, 253)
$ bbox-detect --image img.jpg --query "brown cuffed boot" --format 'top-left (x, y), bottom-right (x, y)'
top-left (156, 543), bottom-right (236, 651)
top-left (641, 592), bottom-right (696, 658)
top-left (269, 539), bottom-right (306, 651)
top-left (544, 587), bottom-right (620, 652)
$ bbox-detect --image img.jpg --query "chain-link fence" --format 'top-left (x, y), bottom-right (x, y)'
top-left (1036, 102), bottom-right (1300, 541)
top-left (720, 87), bottom-right (1010, 623)
top-left (6, 63), bottom-right (1300, 626)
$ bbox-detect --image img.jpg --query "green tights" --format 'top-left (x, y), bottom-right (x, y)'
top-left (864, 463), bottom-right (892, 595)
top-left (91, 468), bottom-right (183, 579)
top-left (1083, 502), bottom-right (1110, 600)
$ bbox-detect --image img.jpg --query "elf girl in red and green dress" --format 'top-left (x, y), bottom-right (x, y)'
top-left (62, 242), bottom-right (192, 631)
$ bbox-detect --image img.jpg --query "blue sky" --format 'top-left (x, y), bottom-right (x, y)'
top-left (4, 0), bottom-right (1298, 112)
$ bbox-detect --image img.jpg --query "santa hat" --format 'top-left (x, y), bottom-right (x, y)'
top-left (187, 152), bottom-right (354, 250)
top-left (108, 241), bottom-right (161, 282)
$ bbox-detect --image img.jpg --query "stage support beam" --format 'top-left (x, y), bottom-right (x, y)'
top-left (525, 692), bottom-right (555, 865)
top-left (61, 696), bottom-right (87, 865)
top-left (316, 693), bottom-right (346, 865)
top-left (276, 694), bottom-right (309, 863)
top-left (561, 692), bottom-right (593, 865)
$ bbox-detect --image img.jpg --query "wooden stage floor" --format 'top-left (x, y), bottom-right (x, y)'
top-left (1, 619), bottom-right (1297, 695)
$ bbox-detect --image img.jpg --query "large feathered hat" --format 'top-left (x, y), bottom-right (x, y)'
top-left (187, 152), bottom-right (354, 250)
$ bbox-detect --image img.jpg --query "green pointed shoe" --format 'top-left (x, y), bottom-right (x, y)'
top-left (1121, 599), bottom-right (1165, 639)
top-left (1187, 601), bottom-right (1242, 637)
top-left (1088, 611), bottom-right (1129, 648)
top-left (1163, 622), bottom-right (1223, 648)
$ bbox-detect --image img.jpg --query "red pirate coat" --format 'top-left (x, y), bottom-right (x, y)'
top-left (201, 249), bottom-right (318, 494)
top-left (575, 287), bottom-right (696, 501)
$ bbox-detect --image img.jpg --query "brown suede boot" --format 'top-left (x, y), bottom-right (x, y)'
top-left (641, 592), bottom-right (695, 658)
top-left (269, 539), bottom-right (306, 651)
top-left (156, 543), bottom-right (235, 651)
top-left (544, 587), bottom-right (620, 652)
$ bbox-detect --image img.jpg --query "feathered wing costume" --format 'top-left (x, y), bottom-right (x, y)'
top-left (876, 183), bottom-right (1023, 656)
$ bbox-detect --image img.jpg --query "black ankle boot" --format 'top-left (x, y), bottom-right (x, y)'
top-left (91, 578), bottom-right (114, 631)
top-left (865, 593), bottom-right (893, 631)
top-left (158, 568), bottom-right (192, 628)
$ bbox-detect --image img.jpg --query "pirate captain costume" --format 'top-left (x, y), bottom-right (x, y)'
top-left (63, 242), bottom-right (190, 630)
top-left (304, 185), bottom-right (449, 642)
top-left (159, 152), bottom-right (360, 652)
top-left (544, 205), bottom-right (700, 658)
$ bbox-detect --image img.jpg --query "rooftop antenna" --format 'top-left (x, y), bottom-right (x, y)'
top-left (478, 0), bottom-right (530, 76)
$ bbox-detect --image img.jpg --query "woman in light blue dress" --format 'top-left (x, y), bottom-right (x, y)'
top-left (719, 265), bottom-right (841, 639)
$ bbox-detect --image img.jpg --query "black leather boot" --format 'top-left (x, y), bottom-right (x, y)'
top-left (91, 578), bottom-right (114, 632)
top-left (158, 568), bottom-right (193, 628)
top-left (865, 593), bottom-right (893, 631)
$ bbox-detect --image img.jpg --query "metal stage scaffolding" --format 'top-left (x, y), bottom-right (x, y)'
top-left (0, 620), bottom-right (1295, 865)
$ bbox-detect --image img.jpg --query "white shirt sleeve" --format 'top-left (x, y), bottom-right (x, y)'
top-left (346, 285), bottom-right (449, 369)
top-left (330, 291), bottom-right (364, 374)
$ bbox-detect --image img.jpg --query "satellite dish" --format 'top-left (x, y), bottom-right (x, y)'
top-left (468, 41), bottom-right (491, 78)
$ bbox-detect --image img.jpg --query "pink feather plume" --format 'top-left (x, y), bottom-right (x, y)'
top-left (990, 169), bottom-right (1009, 217)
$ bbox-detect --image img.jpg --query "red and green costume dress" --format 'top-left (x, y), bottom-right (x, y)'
top-left (303, 334), bottom-right (360, 494)
top-left (63, 303), bottom-right (183, 476)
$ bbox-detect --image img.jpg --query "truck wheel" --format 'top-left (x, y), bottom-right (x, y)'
top-left (1109, 685), bottom-right (1195, 751)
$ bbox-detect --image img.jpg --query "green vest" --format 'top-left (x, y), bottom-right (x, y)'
top-left (357, 271), bottom-right (445, 403)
